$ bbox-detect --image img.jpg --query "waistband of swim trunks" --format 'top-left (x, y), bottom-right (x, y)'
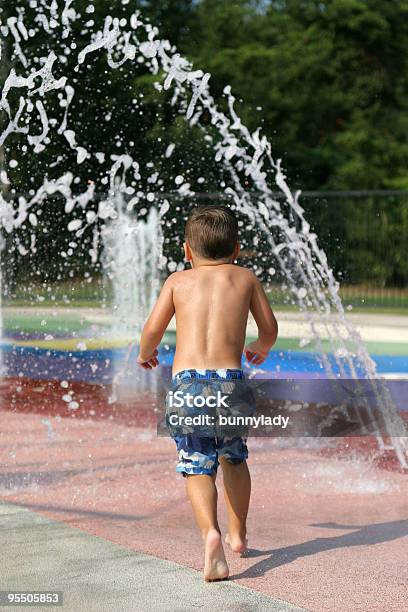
top-left (173, 368), bottom-right (244, 382)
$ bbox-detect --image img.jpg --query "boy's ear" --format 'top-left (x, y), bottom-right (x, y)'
top-left (233, 242), bottom-right (240, 261)
top-left (184, 241), bottom-right (193, 262)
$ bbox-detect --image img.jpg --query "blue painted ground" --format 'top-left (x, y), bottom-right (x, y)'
top-left (2, 343), bottom-right (408, 385)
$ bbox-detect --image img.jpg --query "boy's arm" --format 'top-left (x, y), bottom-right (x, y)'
top-left (137, 275), bottom-right (175, 369)
top-left (245, 276), bottom-right (278, 366)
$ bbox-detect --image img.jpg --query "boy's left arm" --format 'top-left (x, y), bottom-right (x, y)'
top-left (137, 275), bottom-right (175, 369)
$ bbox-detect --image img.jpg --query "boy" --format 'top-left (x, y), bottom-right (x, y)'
top-left (137, 205), bottom-right (278, 581)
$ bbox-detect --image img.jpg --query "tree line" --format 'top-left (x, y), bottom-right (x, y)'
top-left (2, 0), bottom-right (408, 287)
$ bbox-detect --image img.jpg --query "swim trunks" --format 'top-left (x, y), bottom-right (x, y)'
top-left (167, 368), bottom-right (249, 476)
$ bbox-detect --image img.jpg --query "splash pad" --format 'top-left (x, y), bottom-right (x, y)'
top-left (1, 4), bottom-right (407, 471)
top-left (1, 6), bottom-right (408, 610)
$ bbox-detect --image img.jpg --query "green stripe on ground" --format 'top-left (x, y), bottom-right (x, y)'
top-left (250, 336), bottom-right (408, 356)
top-left (3, 313), bottom-right (99, 335)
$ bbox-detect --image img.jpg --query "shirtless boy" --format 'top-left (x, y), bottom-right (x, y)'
top-left (137, 205), bottom-right (278, 581)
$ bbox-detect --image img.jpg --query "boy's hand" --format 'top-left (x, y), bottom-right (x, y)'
top-left (137, 349), bottom-right (159, 369)
top-left (244, 341), bottom-right (269, 366)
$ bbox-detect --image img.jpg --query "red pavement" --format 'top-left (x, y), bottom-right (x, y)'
top-left (1, 377), bottom-right (408, 612)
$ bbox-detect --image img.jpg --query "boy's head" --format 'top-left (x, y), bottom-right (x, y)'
top-left (184, 205), bottom-right (239, 261)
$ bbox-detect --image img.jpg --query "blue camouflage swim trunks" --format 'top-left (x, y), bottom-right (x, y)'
top-left (168, 368), bottom-right (249, 476)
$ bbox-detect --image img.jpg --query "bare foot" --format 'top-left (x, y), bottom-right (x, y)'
top-left (225, 532), bottom-right (248, 555)
top-left (204, 529), bottom-right (229, 582)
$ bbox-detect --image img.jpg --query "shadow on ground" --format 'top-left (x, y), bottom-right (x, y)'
top-left (231, 520), bottom-right (408, 579)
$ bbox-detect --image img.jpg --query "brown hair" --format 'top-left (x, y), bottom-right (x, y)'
top-left (185, 205), bottom-right (238, 260)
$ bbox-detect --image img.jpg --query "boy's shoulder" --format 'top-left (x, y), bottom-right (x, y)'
top-left (230, 264), bottom-right (257, 278)
top-left (165, 265), bottom-right (257, 285)
top-left (163, 269), bottom-right (194, 287)
top-left (223, 264), bottom-right (258, 283)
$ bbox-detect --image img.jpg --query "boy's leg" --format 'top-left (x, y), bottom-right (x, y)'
top-left (186, 474), bottom-right (229, 581)
top-left (220, 453), bottom-right (251, 554)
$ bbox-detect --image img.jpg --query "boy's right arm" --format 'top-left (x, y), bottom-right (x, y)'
top-left (245, 276), bottom-right (278, 366)
top-left (137, 274), bottom-right (175, 369)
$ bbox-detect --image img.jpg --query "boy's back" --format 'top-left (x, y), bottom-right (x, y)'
top-left (139, 259), bottom-right (277, 375)
top-left (171, 264), bottom-right (253, 374)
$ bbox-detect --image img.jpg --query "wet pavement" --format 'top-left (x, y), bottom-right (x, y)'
top-left (1, 377), bottom-right (408, 611)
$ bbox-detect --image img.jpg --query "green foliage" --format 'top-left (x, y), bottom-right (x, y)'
top-left (1, 0), bottom-right (408, 286)
top-left (186, 0), bottom-right (408, 192)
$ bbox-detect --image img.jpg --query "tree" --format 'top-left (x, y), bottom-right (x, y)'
top-left (2, 0), bottom-right (408, 286)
